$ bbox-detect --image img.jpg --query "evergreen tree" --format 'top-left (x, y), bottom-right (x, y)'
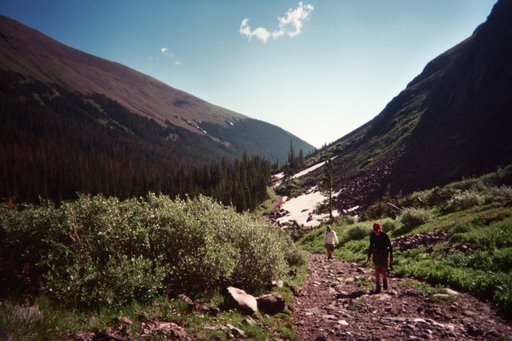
top-left (287, 139), bottom-right (301, 175)
top-left (319, 156), bottom-right (334, 221)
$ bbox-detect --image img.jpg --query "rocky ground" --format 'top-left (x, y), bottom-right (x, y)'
top-left (293, 253), bottom-right (512, 340)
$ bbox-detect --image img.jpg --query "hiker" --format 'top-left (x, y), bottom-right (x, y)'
top-left (324, 226), bottom-right (338, 260)
top-left (366, 221), bottom-right (393, 293)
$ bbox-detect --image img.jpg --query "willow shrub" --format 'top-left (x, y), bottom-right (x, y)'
top-left (399, 207), bottom-right (431, 230)
top-left (0, 194), bottom-right (294, 308)
top-left (344, 224), bottom-right (372, 242)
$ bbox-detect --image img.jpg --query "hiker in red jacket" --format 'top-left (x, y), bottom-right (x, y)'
top-left (366, 221), bottom-right (393, 293)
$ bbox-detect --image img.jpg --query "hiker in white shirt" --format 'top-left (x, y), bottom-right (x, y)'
top-left (324, 226), bottom-right (338, 260)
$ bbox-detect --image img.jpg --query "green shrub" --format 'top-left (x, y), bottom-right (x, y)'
top-left (423, 187), bottom-right (458, 207)
top-left (362, 202), bottom-right (388, 220)
top-left (451, 224), bottom-right (471, 234)
top-left (491, 248), bottom-right (512, 272)
top-left (455, 217), bottom-right (512, 249)
top-left (275, 179), bottom-right (304, 197)
top-left (337, 215), bottom-right (356, 226)
top-left (280, 235), bottom-right (307, 268)
top-left (447, 178), bottom-right (482, 191)
top-left (345, 224), bottom-right (372, 241)
top-left (0, 202), bottom-right (60, 296)
top-left (443, 190), bottom-right (484, 213)
top-left (399, 208), bottom-right (431, 229)
top-left (482, 186), bottom-right (512, 206)
top-left (381, 219), bottom-right (398, 233)
top-left (345, 215), bottom-right (357, 225)
top-left (397, 166), bottom-right (512, 211)
top-left (0, 194), bottom-right (292, 308)
top-left (400, 189), bottom-right (434, 208)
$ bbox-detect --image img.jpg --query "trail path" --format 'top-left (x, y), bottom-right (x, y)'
top-left (293, 254), bottom-right (512, 340)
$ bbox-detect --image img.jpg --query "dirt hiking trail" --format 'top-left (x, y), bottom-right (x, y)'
top-left (293, 253), bottom-right (512, 340)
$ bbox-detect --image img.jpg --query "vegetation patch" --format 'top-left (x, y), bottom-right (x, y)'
top-left (399, 207), bottom-right (431, 232)
top-left (0, 194), bottom-right (308, 338)
top-left (299, 166), bottom-right (512, 317)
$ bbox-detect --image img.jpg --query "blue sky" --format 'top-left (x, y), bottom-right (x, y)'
top-left (0, 0), bottom-right (497, 147)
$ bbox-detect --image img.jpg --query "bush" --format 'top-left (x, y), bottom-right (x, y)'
top-left (423, 187), bottom-right (459, 207)
top-left (335, 215), bottom-right (356, 226)
top-left (482, 186), bottom-right (512, 206)
top-left (0, 194), bottom-right (293, 308)
top-left (345, 224), bottom-right (372, 241)
top-left (443, 190), bottom-right (484, 213)
top-left (400, 189), bottom-right (433, 208)
top-left (344, 215), bottom-right (357, 225)
top-left (0, 202), bottom-right (59, 296)
top-left (381, 219), bottom-right (398, 233)
top-left (399, 208), bottom-right (431, 229)
top-left (281, 236), bottom-right (307, 268)
top-left (451, 224), bottom-right (471, 234)
top-left (447, 178), bottom-right (482, 191)
top-left (361, 201), bottom-right (401, 220)
top-left (275, 178), bottom-right (304, 197)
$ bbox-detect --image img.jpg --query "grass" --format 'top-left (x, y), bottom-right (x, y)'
top-left (400, 279), bottom-right (458, 306)
top-left (0, 299), bottom-right (59, 341)
top-left (255, 187), bottom-right (280, 217)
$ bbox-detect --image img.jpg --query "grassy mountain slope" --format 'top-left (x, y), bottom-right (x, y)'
top-left (306, 0), bottom-right (512, 208)
top-left (299, 165), bottom-right (512, 317)
top-left (0, 15), bottom-right (314, 163)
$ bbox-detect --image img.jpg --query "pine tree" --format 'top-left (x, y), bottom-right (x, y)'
top-left (287, 140), bottom-right (300, 175)
top-left (319, 156), bottom-right (334, 221)
top-left (298, 148), bottom-right (304, 167)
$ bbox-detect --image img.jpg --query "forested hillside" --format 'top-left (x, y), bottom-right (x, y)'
top-left (1, 72), bottom-right (270, 208)
top-left (0, 15), bottom-right (314, 164)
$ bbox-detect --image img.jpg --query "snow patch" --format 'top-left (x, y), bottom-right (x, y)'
top-left (271, 157), bottom-right (337, 189)
top-left (291, 161), bottom-right (326, 179)
top-left (276, 186), bottom-right (339, 228)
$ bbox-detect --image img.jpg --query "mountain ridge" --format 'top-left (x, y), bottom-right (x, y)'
top-left (305, 0), bottom-right (512, 209)
top-left (0, 15), bottom-right (244, 131)
top-left (0, 14), bottom-right (314, 164)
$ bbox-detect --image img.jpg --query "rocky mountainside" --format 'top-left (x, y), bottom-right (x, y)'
top-left (309, 0), bottom-right (512, 209)
top-left (0, 15), bottom-right (313, 163)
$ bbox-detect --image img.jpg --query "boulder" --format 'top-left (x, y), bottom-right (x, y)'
top-left (224, 286), bottom-right (258, 315)
top-left (257, 293), bottom-right (286, 314)
top-left (13, 304), bottom-right (43, 321)
top-left (226, 323), bottom-right (247, 338)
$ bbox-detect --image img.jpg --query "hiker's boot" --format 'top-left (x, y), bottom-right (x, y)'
top-left (383, 279), bottom-right (388, 290)
top-left (375, 283), bottom-right (381, 294)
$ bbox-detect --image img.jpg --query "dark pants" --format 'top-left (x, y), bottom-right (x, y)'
top-left (325, 244), bottom-right (335, 259)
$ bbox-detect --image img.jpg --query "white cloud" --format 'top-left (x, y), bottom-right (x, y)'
top-left (151, 48), bottom-right (181, 66)
top-left (240, 2), bottom-right (314, 43)
top-left (277, 2), bottom-right (314, 38)
top-left (240, 18), bottom-right (271, 43)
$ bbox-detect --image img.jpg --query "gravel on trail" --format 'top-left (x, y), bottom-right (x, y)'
top-left (293, 253), bottom-right (512, 340)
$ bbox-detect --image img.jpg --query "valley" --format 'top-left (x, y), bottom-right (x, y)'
top-left (1, 0), bottom-right (512, 339)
